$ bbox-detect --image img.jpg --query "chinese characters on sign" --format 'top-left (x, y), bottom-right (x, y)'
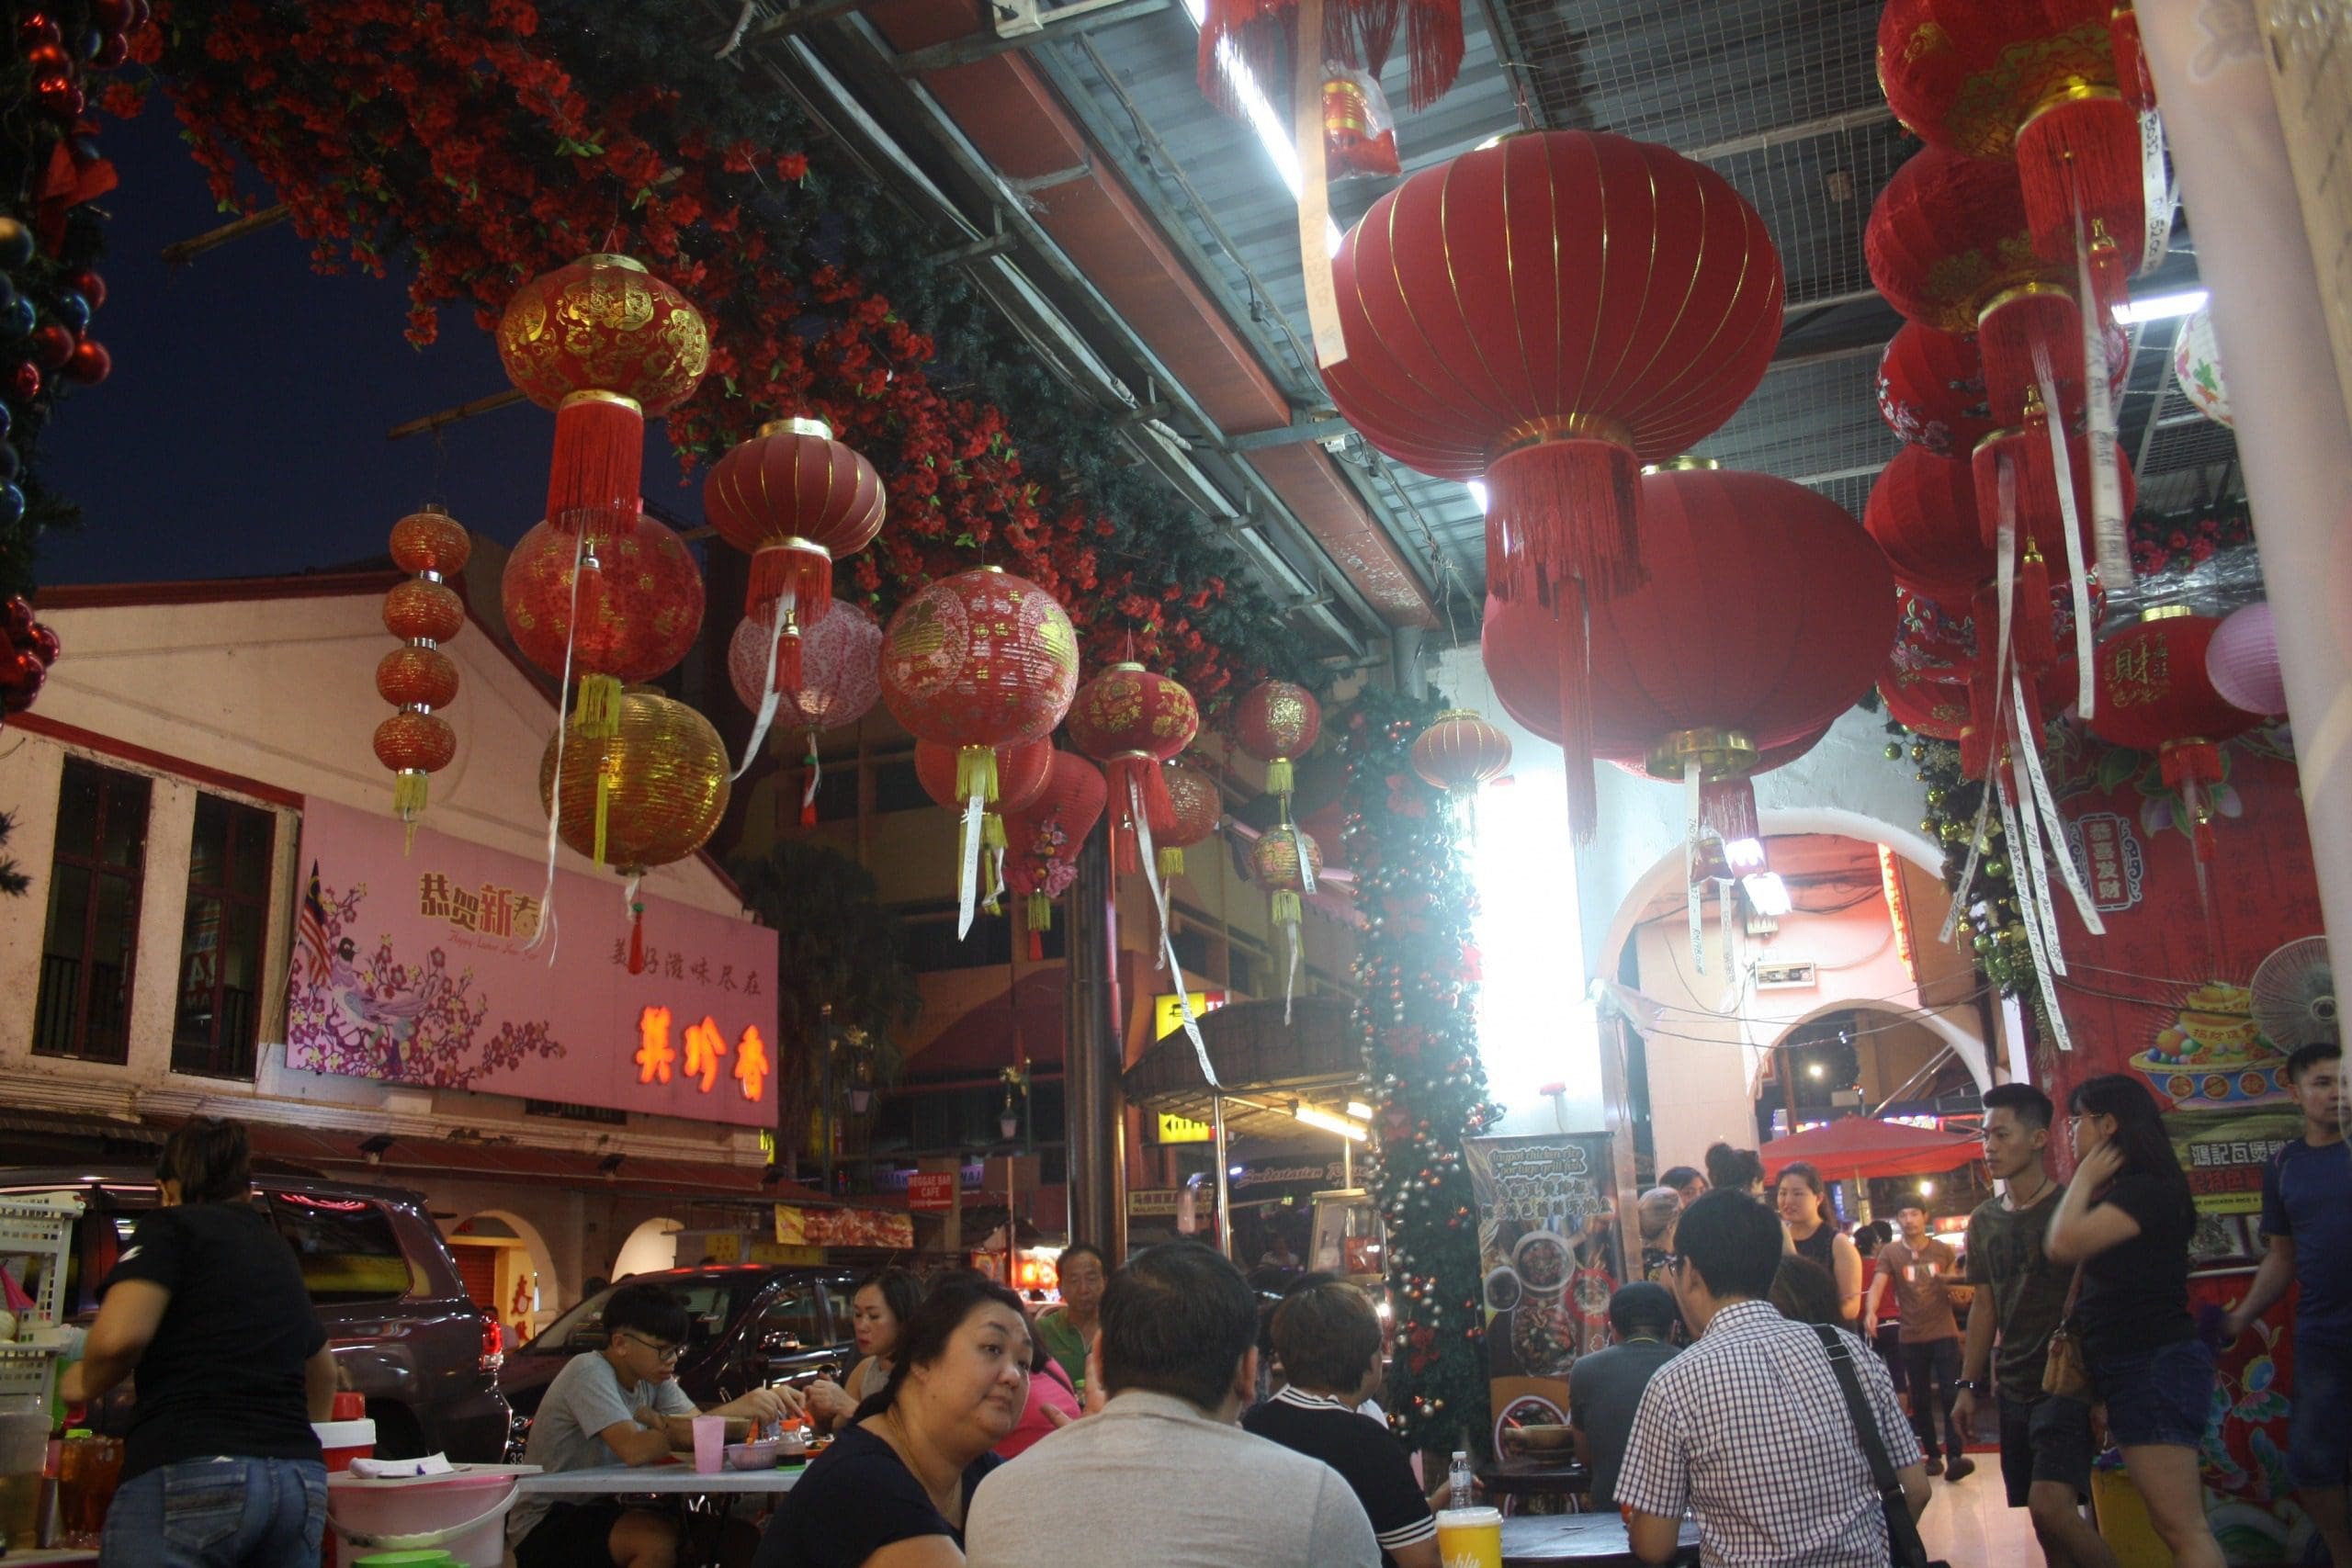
top-left (611, 940), bottom-right (762, 996)
top-left (417, 873), bottom-right (544, 942)
top-left (2064, 812), bottom-right (2146, 914)
top-left (636, 1006), bottom-right (769, 1103)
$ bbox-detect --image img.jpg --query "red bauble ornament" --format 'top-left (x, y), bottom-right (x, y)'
top-left (24, 41), bottom-right (69, 73)
top-left (18, 13), bottom-right (61, 45)
top-left (1410, 709), bottom-right (1512, 794)
top-left (29, 324), bottom-right (73, 370)
top-left (382, 579), bottom-right (464, 643)
top-left (1001, 752), bottom-right (1107, 959)
top-left (702, 415), bottom-right (887, 686)
top-left (64, 269), bottom-right (103, 310)
top-left (1068, 662), bottom-right (1201, 875)
top-left (501, 512), bottom-right (706, 718)
top-left (1235, 678), bottom-right (1322, 804)
top-left (1325, 130), bottom-right (1782, 605)
top-left (1877, 321), bottom-right (1995, 457)
top-left (1155, 761), bottom-right (1224, 880)
top-left (375, 645), bottom-right (459, 711)
top-left (388, 505), bottom-right (472, 576)
top-left (62, 338), bottom-right (107, 386)
top-left (33, 76), bottom-right (81, 117)
top-left (496, 254), bottom-right (710, 534)
top-left (7, 364), bottom-right (36, 402)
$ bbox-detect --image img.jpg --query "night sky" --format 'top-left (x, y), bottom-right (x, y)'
top-left (31, 96), bottom-right (702, 590)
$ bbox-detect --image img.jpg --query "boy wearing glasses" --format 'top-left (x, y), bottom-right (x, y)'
top-left (511, 1281), bottom-right (804, 1568)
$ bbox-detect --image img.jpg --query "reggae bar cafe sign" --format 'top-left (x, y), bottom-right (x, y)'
top-left (285, 798), bottom-right (779, 1126)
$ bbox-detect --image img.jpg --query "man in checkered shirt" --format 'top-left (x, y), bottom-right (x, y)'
top-left (1616, 1191), bottom-right (1932, 1566)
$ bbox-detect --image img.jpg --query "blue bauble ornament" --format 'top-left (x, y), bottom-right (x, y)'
top-left (2, 299), bottom-right (35, 340)
top-left (0, 484), bottom-right (26, 529)
top-left (52, 292), bottom-right (88, 334)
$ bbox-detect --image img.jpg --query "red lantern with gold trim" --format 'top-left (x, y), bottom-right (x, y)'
top-left (1410, 709), bottom-right (1512, 795)
top-left (377, 647), bottom-right (458, 712)
top-left (502, 509), bottom-right (705, 737)
top-left (1235, 679), bottom-right (1322, 813)
top-left (376, 505), bottom-right (471, 843)
top-left (702, 416), bottom-right (888, 694)
top-left (1157, 761), bottom-right (1225, 881)
top-left (1880, 670), bottom-right (1975, 741)
top-left (497, 254), bottom-right (710, 536)
top-left (1325, 130), bottom-right (1783, 608)
top-left (1878, 322), bottom-right (1996, 457)
top-left (1069, 663), bottom-right (1201, 876)
top-left (917, 737), bottom-right (1055, 908)
top-left (1001, 752), bottom-right (1107, 960)
top-left (2087, 608), bottom-right (2258, 859)
top-left (1251, 825), bottom-right (1323, 1021)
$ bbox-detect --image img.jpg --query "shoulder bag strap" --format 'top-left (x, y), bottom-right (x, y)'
top-left (2062, 1261), bottom-right (2087, 1315)
top-left (1811, 1325), bottom-right (1934, 1568)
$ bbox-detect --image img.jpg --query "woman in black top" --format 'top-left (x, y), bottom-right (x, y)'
top-left (2047, 1073), bottom-right (2223, 1568)
top-left (62, 1117), bottom-right (334, 1568)
top-left (1774, 1161), bottom-right (1862, 1323)
top-left (758, 1271), bottom-right (1032, 1568)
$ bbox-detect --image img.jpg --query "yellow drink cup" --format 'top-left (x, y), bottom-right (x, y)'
top-left (1436, 1506), bottom-right (1504, 1568)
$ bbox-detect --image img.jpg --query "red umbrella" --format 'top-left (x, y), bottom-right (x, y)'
top-left (1760, 1116), bottom-right (1981, 1182)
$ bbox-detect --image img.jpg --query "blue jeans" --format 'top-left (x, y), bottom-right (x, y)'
top-left (2093, 1338), bottom-right (2216, 1450)
top-left (100, 1457), bottom-right (326, 1568)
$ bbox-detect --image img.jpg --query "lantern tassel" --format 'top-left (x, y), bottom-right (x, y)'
top-left (547, 391), bottom-right (644, 538)
top-left (1159, 845), bottom-right (1185, 881)
top-left (2165, 747), bottom-right (2227, 959)
top-left (2016, 93), bottom-right (2139, 309)
top-left (573, 672), bottom-right (624, 739)
top-left (393, 770), bottom-right (429, 855)
top-left (956, 745), bottom-right (1001, 806)
top-left (1485, 432), bottom-right (1642, 605)
top-left (2015, 548), bottom-right (2053, 671)
top-left (1265, 756), bottom-right (1295, 799)
top-left (1554, 582), bottom-right (1599, 845)
top-left (748, 542), bottom-right (831, 625)
top-left (1697, 774), bottom-right (1759, 847)
top-left (2075, 197), bottom-right (2132, 628)
top-left (801, 732), bottom-right (821, 828)
top-left (1105, 755), bottom-right (1167, 876)
top-left (1978, 287), bottom-right (2080, 430)
top-left (1026, 891), bottom-right (1052, 962)
top-left (594, 748), bottom-right (621, 867)
top-left (624, 874), bottom-right (647, 975)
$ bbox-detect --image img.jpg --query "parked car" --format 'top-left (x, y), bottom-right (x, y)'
top-left (0, 1167), bottom-right (512, 1463)
top-left (500, 1264), bottom-right (858, 1454)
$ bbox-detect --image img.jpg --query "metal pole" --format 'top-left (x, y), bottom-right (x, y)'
top-left (1064, 826), bottom-right (1118, 1248)
top-left (1213, 1095), bottom-right (1232, 1259)
top-left (1342, 1134), bottom-right (1353, 1190)
top-left (820, 1006), bottom-right (835, 1197)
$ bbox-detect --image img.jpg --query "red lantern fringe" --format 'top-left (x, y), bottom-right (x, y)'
top-left (547, 391), bottom-right (644, 536)
top-left (2015, 92), bottom-right (2140, 308)
top-left (2111, 3), bottom-right (2156, 114)
top-left (1486, 433), bottom-right (1642, 604)
top-left (1698, 775), bottom-right (1758, 846)
top-left (627, 898), bottom-right (647, 974)
top-left (1197, 0), bottom-right (1463, 118)
top-left (1025, 892), bottom-right (1051, 961)
top-left (1104, 755), bottom-right (1171, 876)
top-left (749, 541), bottom-right (832, 624)
top-left (1977, 286), bottom-right (2081, 428)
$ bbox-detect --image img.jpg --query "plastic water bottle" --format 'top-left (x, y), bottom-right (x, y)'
top-left (1448, 1450), bottom-right (1474, 1506)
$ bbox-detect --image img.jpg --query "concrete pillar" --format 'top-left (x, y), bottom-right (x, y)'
top-left (1391, 626), bottom-right (1428, 700)
top-left (2138, 2), bottom-right (2352, 985)
top-left (1062, 825), bottom-right (1122, 1253)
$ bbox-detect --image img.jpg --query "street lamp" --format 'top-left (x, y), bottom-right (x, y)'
top-left (999, 1062), bottom-right (1030, 1144)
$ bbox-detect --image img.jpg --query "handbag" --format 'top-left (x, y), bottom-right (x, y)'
top-left (2041, 1264), bottom-right (2093, 1402)
top-left (1811, 1325), bottom-right (1946, 1568)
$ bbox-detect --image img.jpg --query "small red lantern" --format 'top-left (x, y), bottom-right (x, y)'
top-left (1251, 826), bottom-right (1323, 1021)
top-left (377, 505), bottom-right (470, 843)
top-left (1879, 670), bottom-right (1974, 741)
top-left (1235, 678), bottom-right (1322, 811)
top-left (1877, 321), bottom-right (1995, 457)
top-left (1410, 710), bottom-right (1512, 795)
top-left (502, 509), bottom-right (705, 737)
top-left (1068, 663), bottom-right (1201, 875)
top-left (702, 416), bottom-right (888, 694)
top-left (497, 254), bottom-right (710, 536)
top-left (1325, 131), bottom-right (1783, 606)
top-left (1156, 760), bottom-right (1225, 880)
top-left (1001, 752), bottom-right (1107, 960)
top-left (2087, 609), bottom-right (2258, 859)
top-left (727, 599), bottom-right (882, 828)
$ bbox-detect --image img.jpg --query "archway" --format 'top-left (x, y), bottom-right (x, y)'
top-left (454, 1207), bottom-right (561, 1340)
top-left (612, 1215), bottom-right (683, 1280)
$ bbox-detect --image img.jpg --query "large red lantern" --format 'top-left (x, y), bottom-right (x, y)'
top-left (1001, 752), bottom-right (1107, 960)
top-left (496, 254), bottom-right (710, 536)
top-left (2087, 609), bottom-right (2258, 853)
top-left (702, 417), bottom-right (888, 694)
top-left (1067, 663), bottom-right (1201, 875)
top-left (502, 509), bottom-right (705, 737)
top-left (1325, 131), bottom-right (1783, 607)
top-left (883, 568), bottom-right (1080, 931)
top-left (1878, 322), bottom-right (1995, 457)
top-left (1235, 678), bottom-right (1322, 813)
top-left (377, 505), bottom-right (471, 844)
top-left (1410, 710), bottom-right (1512, 795)
top-left (1156, 761), bottom-right (1225, 881)
top-left (728, 598), bottom-right (882, 828)
top-left (1877, 0), bottom-right (2144, 302)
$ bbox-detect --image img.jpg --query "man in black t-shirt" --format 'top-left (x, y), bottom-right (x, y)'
top-left (1244, 1280), bottom-right (1439, 1568)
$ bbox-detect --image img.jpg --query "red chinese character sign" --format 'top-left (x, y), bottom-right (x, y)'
top-left (286, 797), bottom-right (777, 1127)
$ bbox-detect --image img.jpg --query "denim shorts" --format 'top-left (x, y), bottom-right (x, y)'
top-left (101, 1456), bottom-right (326, 1568)
top-left (2290, 1337), bottom-right (2352, 1490)
top-left (2093, 1337), bottom-right (2216, 1450)
top-left (1997, 1394), bottom-right (2096, 1507)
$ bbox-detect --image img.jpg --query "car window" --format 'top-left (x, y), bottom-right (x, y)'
top-left (754, 1286), bottom-right (825, 1351)
top-left (529, 1277), bottom-right (765, 1355)
top-left (266, 1192), bottom-right (418, 1303)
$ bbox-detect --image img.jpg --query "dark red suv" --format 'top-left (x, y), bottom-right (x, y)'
top-left (4, 1168), bottom-right (512, 1463)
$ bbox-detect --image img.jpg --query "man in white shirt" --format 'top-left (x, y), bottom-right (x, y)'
top-left (966, 1243), bottom-right (1380, 1568)
top-left (1616, 1191), bottom-right (1930, 1567)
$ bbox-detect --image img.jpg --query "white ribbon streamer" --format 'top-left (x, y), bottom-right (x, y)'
top-left (2138, 110), bottom-right (2175, 276)
top-left (1685, 769), bottom-right (1707, 976)
top-left (2030, 338), bottom-right (2099, 719)
top-left (2010, 670), bottom-right (2107, 935)
top-left (956, 788), bottom-right (986, 939)
top-left (801, 735), bottom-right (822, 821)
top-left (1131, 774), bottom-right (1214, 1084)
top-left (2075, 207), bottom-right (2128, 652)
top-left (1998, 782), bottom-right (2076, 1053)
top-left (2008, 736), bottom-right (2068, 974)
top-left (1293, 821), bottom-right (1318, 896)
top-left (1940, 488), bottom-right (2016, 945)
top-left (732, 599), bottom-right (790, 783)
top-left (523, 526), bottom-right (589, 964)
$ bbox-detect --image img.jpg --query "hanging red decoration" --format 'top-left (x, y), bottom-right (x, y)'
top-left (2109, 1), bottom-right (2157, 114)
top-left (1880, 670), bottom-right (1975, 741)
top-left (376, 505), bottom-right (470, 845)
top-left (1068, 662), bottom-right (1202, 875)
top-left (916, 737), bottom-right (1055, 910)
top-left (1864, 445), bottom-right (1995, 607)
top-left (501, 508), bottom-right (705, 737)
top-left (1001, 752), bottom-right (1108, 960)
top-left (0, 596), bottom-right (59, 724)
top-left (1876, 0), bottom-right (2143, 302)
top-left (1410, 709), bottom-right (1512, 795)
top-left (1235, 677), bottom-right (1322, 814)
top-left (882, 567), bottom-right (1080, 932)
top-left (2087, 608), bottom-right (2258, 825)
top-left (1325, 131), bottom-right (1783, 606)
top-left (727, 598), bottom-right (883, 829)
top-left (702, 416), bottom-right (888, 694)
top-left (1251, 825), bottom-right (1324, 1021)
top-left (496, 254), bottom-right (711, 536)
top-left (1156, 761), bottom-right (1225, 881)
top-left (1324, 67), bottom-right (1401, 178)
top-left (1198, 0), bottom-right (1461, 119)
top-left (1877, 321), bottom-right (1996, 457)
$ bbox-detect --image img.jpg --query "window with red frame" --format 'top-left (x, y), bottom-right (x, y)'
top-left (170, 792), bottom-right (276, 1079)
top-left (34, 758), bottom-right (153, 1066)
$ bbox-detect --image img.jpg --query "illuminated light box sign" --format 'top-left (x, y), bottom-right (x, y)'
top-left (285, 797), bottom-right (779, 1127)
top-left (1153, 1113), bottom-right (1213, 1145)
top-left (775, 1203), bottom-right (914, 1250)
top-left (1153, 990), bottom-right (1227, 1041)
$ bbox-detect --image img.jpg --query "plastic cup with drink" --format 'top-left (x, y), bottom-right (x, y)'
top-left (691, 1416), bottom-right (727, 1474)
top-left (1435, 1506), bottom-right (1503, 1568)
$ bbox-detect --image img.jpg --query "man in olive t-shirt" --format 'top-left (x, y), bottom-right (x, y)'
top-left (1954, 1084), bottom-right (2115, 1568)
top-left (1870, 1203), bottom-right (1971, 1480)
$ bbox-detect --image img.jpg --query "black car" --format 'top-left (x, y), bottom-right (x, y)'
top-left (500, 1265), bottom-right (859, 1450)
top-left (2, 1168), bottom-right (512, 1463)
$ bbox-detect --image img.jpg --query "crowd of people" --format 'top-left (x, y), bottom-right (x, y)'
top-left (57, 1037), bottom-right (2352, 1568)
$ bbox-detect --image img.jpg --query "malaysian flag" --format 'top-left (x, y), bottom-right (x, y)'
top-left (298, 861), bottom-right (332, 986)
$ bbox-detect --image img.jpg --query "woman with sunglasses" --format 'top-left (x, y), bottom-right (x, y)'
top-left (510, 1281), bottom-right (805, 1568)
top-left (2046, 1073), bottom-right (2224, 1568)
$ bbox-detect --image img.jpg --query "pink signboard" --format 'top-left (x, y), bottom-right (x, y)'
top-left (285, 797), bottom-right (779, 1127)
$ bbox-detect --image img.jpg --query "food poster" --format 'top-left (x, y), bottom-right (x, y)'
top-left (1465, 1133), bottom-right (1623, 1451)
top-left (2037, 727), bottom-right (2326, 1562)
